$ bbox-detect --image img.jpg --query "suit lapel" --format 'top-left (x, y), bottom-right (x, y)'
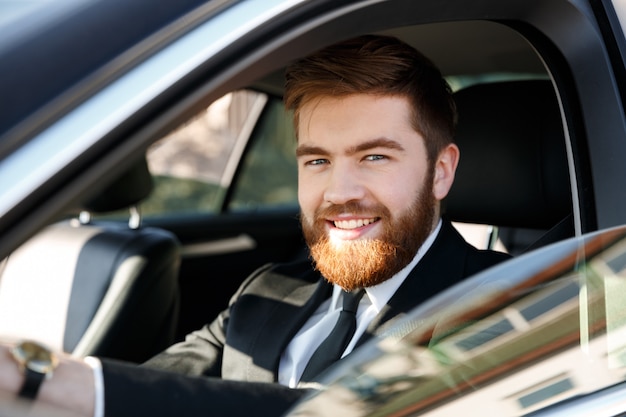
top-left (245, 221), bottom-right (472, 378)
top-left (244, 268), bottom-right (331, 382)
top-left (358, 221), bottom-right (470, 346)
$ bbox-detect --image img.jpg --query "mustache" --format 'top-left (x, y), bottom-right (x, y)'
top-left (313, 201), bottom-right (389, 219)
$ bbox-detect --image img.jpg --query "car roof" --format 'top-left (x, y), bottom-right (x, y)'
top-left (0, 1), bottom-right (544, 148)
top-left (254, 20), bottom-right (546, 97)
top-left (0, 0), bottom-right (217, 151)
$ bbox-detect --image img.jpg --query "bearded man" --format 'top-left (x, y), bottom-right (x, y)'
top-left (140, 34), bottom-right (509, 387)
top-left (0, 35), bottom-right (509, 417)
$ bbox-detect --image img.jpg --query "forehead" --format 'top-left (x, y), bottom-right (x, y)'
top-left (297, 94), bottom-right (423, 151)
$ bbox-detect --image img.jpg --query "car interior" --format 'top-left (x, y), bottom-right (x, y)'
top-left (0, 17), bottom-right (578, 365)
top-left (0, 158), bottom-right (181, 363)
top-left (447, 79), bottom-right (573, 254)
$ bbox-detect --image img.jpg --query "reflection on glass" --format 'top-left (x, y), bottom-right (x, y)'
top-left (287, 226), bottom-right (626, 417)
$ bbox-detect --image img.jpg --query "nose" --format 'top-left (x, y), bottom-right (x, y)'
top-left (323, 162), bottom-right (366, 204)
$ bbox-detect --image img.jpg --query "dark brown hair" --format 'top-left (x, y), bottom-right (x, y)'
top-left (284, 34), bottom-right (456, 163)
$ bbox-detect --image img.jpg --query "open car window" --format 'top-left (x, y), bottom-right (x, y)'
top-left (287, 225), bottom-right (626, 416)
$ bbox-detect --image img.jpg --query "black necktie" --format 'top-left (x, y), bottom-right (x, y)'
top-left (300, 289), bottom-right (365, 382)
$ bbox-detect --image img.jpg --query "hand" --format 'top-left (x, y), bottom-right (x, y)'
top-left (0, 340), bottom-right (24, 395)
top-left (0, 340), bottom-right (95, 417)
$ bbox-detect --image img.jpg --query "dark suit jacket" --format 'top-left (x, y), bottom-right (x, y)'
top-left (101, 220), bottom-right (510, 417)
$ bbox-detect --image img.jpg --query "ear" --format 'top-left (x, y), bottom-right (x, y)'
top-left (432, 143), bottom-right (460, 201)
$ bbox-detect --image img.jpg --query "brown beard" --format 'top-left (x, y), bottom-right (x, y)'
top-left (301, 172), bottom-right (436, 291)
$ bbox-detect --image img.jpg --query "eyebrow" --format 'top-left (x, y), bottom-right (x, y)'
top-left (296, 138), bottom-right (405, 158)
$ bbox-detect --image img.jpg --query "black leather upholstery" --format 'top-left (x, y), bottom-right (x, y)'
top-left (445, 80), bottom-right (573, 252)
top-left (83, 157), bottom-right (153, 213)
top-left (446, 80), bottom-right (572, 229)
top-left (0, 158), bottom-right (180, 363)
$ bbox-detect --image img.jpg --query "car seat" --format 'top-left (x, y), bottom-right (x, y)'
top-left (0, 157), bottom-right (181, 363)
top-left (445, 79), bottom-right (573, 254)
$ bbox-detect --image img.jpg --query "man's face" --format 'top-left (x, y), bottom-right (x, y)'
top-left (296, 94), bottom-right (445, 291)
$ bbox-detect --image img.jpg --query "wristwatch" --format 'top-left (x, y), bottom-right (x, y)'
top-left (11, 340), bottom-right (58, 399)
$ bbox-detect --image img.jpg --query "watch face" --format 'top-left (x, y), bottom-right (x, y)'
top-left (13, 341), bottom-right (58, 374)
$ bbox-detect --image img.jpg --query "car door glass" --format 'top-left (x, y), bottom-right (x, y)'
top-left (137, 89), bottom-right (297, 218)
top-left (227, 94), bottom-right (298, 212)
top-left (287, 226), bottom-right (626, 416)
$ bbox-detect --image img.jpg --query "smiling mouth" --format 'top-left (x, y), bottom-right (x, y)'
top-left (333, 218), bottom-right (380, 230)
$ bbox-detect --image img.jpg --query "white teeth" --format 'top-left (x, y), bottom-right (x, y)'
top-left (333, 218), bottom-right (377, 230)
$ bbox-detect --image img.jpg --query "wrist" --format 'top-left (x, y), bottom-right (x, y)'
top-left (38, 354), bottom-right (96, 416)
top-left (10, 340), bottom-right (58, 400)
top-left (1, 341), bottom-right (95, 416)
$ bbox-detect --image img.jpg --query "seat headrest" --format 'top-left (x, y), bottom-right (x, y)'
top-left (83, 157), bottom-right (153, 213)
top-left (445, 80), bottom-right (571, 229)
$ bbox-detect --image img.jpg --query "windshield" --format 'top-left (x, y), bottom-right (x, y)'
top-left (288, 226), bottom-right (626, 416)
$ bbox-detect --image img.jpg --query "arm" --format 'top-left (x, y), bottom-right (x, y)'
top-left (141, 313), bottom-right (228, 377)
top-left (141, 263), bottom-right (276, 376)
top-left (0, 342), bottom-right (310, 417)
top-left (102, 359), bottom-right (309, 417)
top-left (0, 263), bottom-right (295, 415)
top-left (0, 342), bottom-right (96, 416)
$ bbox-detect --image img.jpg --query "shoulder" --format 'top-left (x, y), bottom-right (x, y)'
top-left (465, 246), bottom-right (511, 275)
top-left (439, 219), bottom-right (512, 275)
top-left (234, 257), bottom-right (320, 298)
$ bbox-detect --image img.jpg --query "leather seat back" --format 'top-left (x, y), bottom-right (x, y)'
top-left (0, 158), bottom-right (180, 363)
top-left (445, 80), bottom-right (573, 251)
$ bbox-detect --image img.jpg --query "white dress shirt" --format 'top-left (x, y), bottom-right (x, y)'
top-left (278, 220), bottom-right (442, 387)
top-left (85, 356), bottom-right (105, 417)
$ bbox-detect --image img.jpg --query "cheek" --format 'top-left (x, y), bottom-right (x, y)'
top-left (377, 183), bottom-right (416, 213)
top-left (297, 174), bottom-right (318, 213)
top-left (378, 168), bottom-right (427, 210)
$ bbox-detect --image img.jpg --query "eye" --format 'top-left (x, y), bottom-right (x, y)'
top-left (305, 158), bottom-right (328, 166)
top-left (364, 154), bottom-right (386, 161)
